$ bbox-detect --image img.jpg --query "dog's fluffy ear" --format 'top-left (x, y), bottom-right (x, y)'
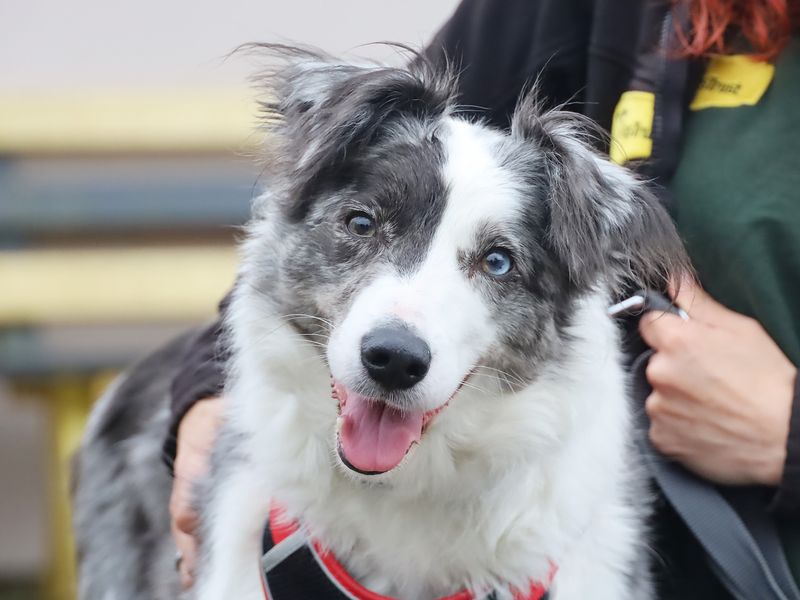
top-left (249, 44), bottom-right (455, 220)
top-left (511, 94), bottom-right (691, 291)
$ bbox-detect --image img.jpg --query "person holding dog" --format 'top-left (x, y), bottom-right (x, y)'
top-left (166, 0), bottom-right (800, 597)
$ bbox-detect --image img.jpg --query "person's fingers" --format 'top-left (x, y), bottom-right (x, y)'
top-left (644, 352), bottom-right (673, 391)
top-left (172, 526), bottom-right (198, 589)
top-left (639, 310), bottom-right (692, 352)
top-left (645, 391), bottom-right (692, 456)
top-left (170, 400), bottom-right (223, 533)
top-left (171, 457), bottom-right (206, 530)
top-left (170, 471), bottom-right (200, 589)
top-left (669, 277), bottom-right (736, 327)
top-left (170, 483), bottom-right (198, 535)
top-left (168, 397), bottom-right (225, 590)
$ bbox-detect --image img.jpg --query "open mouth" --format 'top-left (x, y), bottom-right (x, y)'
top-left (332, 380), bottom-right (454, 476)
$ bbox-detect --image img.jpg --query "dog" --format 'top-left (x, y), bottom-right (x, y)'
top-left (72, 46), bottom-right (689, 600)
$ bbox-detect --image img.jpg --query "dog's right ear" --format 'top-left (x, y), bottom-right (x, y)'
top-left (249, 44), bottom-right (455, 220)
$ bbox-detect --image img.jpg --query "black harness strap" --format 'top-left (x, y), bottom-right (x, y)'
top-left (642, 3), bottom-right (691, 194)
top-left (631, 351), bottom-right (800, 600)
top-left (262, 524), bottom-right (358, 600)
top-left (264, 542), bottom-right (357, 600)
top-left (623, 0), bottom-right (692, 206)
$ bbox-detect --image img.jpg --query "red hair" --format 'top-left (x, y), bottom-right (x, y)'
top-left (675, 0), bottom-right (799, 60)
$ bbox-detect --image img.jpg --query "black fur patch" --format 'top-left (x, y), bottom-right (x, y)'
top-left (249, 44), bottom-right (455, 223)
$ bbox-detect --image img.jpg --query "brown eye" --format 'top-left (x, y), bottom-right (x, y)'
top-left (346, 213), bottom-right (376, 237)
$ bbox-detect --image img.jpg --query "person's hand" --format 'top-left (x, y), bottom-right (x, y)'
top-left (169, 397), bottom-right (225, 589)
top-left (639, 280), bottom-right (797, 486)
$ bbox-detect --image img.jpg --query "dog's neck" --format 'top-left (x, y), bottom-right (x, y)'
top-left (297, 459), bottom-right (563, 600)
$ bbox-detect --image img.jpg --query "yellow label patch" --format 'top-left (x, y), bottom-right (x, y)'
top-left (609, 90), bottom-right (654, 165)
top-left (690, 55), bottom-right (774, 110)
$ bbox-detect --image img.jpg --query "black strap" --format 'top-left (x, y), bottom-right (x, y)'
top-left (265, 541), bottom-right (353, 600)
top-left (631, 351), bottom-right (800, 600)
top-left (727, 488), bottom-right (800, 600)
top-left (646, 4), bottom-right (690, 192)
top-left (624, 1), bottom-right (693, 210)
top-left (262, 526), bottom-right (352, 600)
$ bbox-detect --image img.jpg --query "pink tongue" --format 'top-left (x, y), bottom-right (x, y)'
top-left (339, 391), bottom-right (424, 473)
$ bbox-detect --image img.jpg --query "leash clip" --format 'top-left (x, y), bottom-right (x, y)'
top-left (607, 289), bottom-right (688, 320)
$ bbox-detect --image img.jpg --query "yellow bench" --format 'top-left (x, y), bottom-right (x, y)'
top-left (0, 89), bottom-right (256, 599)
top-left (0, 91), bottom-right (259, 155)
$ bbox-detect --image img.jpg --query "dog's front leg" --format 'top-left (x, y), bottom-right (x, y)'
top-left (193, 427), bottom-right (270, 600)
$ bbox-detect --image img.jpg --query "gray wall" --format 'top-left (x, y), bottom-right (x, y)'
top-left (0, 0), bottom-right (460, 92)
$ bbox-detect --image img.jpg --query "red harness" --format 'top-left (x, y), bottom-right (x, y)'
top-left (260, 505), bottom-right (554, 600)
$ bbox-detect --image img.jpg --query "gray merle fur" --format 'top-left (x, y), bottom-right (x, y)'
top-left (71, 333), bottom-right (197, 600)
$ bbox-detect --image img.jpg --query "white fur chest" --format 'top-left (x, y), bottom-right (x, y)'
top-left (225, 293), bottom-right (641, 600)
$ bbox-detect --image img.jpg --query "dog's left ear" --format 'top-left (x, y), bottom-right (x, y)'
top-left (511, 97), bottom-right (691, 291)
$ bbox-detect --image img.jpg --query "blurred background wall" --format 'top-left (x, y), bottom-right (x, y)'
top-left (0, 1), bottom-right (459, 598)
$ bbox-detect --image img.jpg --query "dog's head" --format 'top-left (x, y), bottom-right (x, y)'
top-left (244, 46), bottom-right (688, 485)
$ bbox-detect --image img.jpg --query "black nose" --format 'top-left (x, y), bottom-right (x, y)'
top-left (360, 326), bottom-right (431, 390)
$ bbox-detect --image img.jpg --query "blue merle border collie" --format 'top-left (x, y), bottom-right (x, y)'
top-left (72, 45), bottom-right (688, 600)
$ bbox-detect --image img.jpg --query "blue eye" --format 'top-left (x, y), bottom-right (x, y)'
top-left (346, 213), bottom-right (376, 237)
top-left (481, 249), bottom-right (513, 276)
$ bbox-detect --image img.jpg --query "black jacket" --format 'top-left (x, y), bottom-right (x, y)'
top-left (164, 1), bottom-right (800, 597)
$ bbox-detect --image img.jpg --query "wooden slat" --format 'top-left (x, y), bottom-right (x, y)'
top-left (0, 90), bottom-right (262, 154)
top-left (0, 246), bottom-right (238, 325)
